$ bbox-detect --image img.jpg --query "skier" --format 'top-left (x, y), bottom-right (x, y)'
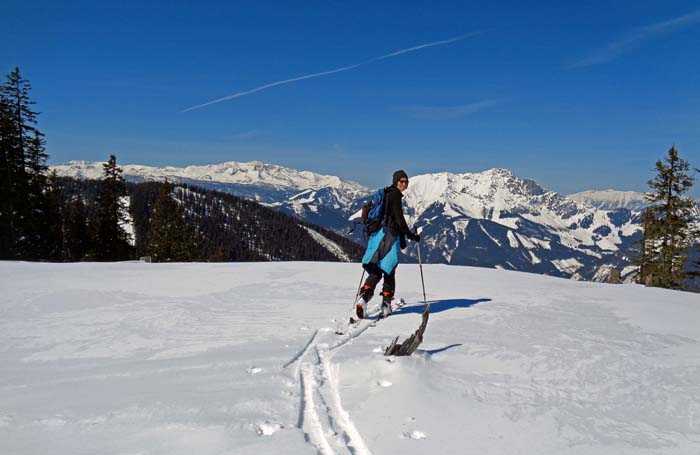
top-left (355, 170), bottom-right (420, 320)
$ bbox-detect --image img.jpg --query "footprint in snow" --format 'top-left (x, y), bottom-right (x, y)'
top-left (36, 416), bottom-right (67, 428)
top-left (402, 430), bottom-right (427, 440)
top-left (377, 380), bottom-right (393, 388)
top-left (246, 366), bottom-right (263, 375)
top-left (255, 421), bottom-right (283, 436)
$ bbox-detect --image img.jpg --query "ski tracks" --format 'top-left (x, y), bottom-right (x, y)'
top-left (319, 349), bottom-right (372, 455)
top-left (285, 320), bottom-right (374, 455)
top-left (284, 328), bottom-right (319, 378)
top-left (300, 362), bottom-right (336, 455)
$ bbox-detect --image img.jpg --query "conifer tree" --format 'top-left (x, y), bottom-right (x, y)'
top-left (0, 67), bottom-right (44, 259)
top-left (95, 154), bottom-right (132, 261)
top-left (0, 88), bottom-right (16, 257)
top-left (25, 130), bottom-right (54, 258)
top-left (63, 193), bottom-right (90, 261)
top-left (1, 68), bottom-right (38, 150)
top-left (40, 171), bottom-right (65, 260)
top-left (148, 181), bottom-right (197, 262)
top-left (641, 146), bottom-right (697, 289)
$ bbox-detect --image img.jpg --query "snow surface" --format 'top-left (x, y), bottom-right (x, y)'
top-left (1, 261), bottom-right (699, 455)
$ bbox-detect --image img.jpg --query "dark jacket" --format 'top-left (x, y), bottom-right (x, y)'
top-left (384, 185), bottom-right (412, 247)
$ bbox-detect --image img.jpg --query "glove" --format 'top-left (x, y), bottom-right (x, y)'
top-left (410, 231), bottom-right (421, 242)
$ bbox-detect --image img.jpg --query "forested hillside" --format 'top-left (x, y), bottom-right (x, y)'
top-left (55, 177), bottom-right (363, 263)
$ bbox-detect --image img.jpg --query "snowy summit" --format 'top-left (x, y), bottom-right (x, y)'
top-left (399, 169), bottom-right (641, 281)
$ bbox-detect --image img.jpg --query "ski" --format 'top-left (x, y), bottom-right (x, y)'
top-left (334, 298), bottom-right (405, 335)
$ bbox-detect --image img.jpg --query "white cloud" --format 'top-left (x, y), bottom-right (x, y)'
top-left (570, 9), bottom-right (700, 68)
top-left (406, 99), bottom-right (501, 119)
top-left (223, 130), bottom-right (263, 140)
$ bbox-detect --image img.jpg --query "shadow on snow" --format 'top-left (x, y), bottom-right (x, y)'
top-left (422, 343), bottom-right (463, 356)
top-left (395, 298), bottom-right (491, 315)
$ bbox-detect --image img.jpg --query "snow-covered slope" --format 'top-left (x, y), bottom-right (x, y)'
top-left (568, 189), bottom-right (648, 211)
top-left (1, 261), bottom-right (698, 455)
top-left (301, 226), bottom-right (352, 261)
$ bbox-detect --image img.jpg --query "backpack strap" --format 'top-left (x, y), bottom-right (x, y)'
top-left (382, 186), bottom-right (391, 230)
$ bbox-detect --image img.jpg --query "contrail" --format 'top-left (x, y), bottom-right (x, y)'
top-left (182, 32), bottom-right (483, 113)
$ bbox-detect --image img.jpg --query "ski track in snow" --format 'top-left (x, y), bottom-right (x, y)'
top-left (319, 349), bottom-right (372, 455)
top-left (287, 310), bottom-right (384, 454)
top-left (286, 300), bottom-right (406, 454)
top-left (283, 329), bottom-right (319, 372)
top-left (300, 364), bottom-right (335, 455)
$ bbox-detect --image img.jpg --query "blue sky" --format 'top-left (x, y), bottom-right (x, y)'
top-left (3, 0), bottom-right (699, 195)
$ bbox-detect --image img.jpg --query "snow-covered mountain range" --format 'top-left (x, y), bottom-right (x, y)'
top-left (53, 160), bottom-right (372, 232)
top-left (53, 160), bottom-right (646, 281)
top-left (399, 170), bottom-right (641, 281)
top-left (53, 160), bottom-right (367, 206)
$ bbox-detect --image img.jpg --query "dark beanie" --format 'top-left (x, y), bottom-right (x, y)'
top-left (392, 169), bottom-right (408, 186)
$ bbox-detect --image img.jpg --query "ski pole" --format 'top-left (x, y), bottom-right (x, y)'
top-left (416, 243), bottom-right (428, 309)
top-left (352, 268), bottom-right (366, 310)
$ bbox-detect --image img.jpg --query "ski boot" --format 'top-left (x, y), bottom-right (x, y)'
top-left (351, 285), bottom-right (373, 323)
top-left (379, 291), bottom-right (393, 319)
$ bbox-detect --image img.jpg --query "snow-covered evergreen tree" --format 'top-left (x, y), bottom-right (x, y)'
top-left (641, 146), bottom-right (697, 289)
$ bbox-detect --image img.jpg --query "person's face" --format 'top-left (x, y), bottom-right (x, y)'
top-left (397, 177), bottom-right (409, 192)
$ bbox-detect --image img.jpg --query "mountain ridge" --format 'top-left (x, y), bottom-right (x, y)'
top-left (53, 160), bottom-right (368, 204)
top-left (52, 160), bottom-right (644, 282)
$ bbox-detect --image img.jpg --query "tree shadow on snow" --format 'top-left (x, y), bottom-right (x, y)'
top-left (395, 298), bottom-right (491, 316)
top-left (422, 343), bottom-right (463, 356)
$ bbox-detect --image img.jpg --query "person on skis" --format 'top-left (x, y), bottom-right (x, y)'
top-left (355, 169), bottom-right (420, 321)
